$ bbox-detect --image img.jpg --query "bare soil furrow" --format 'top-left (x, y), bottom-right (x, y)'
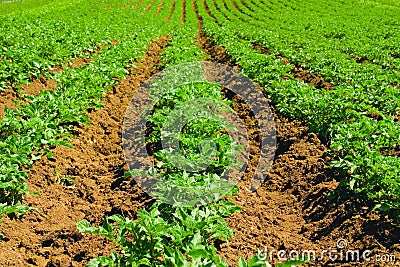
top-left (132, 0), bottom-right (144, 9)
top-left (119, 0), bottom-right (133, 10)
top-left (164, 0), bottom-right (175, 22)
top-left (143, 0), bottom-right (155, 13)
top-left (155, 0), bottom-right (164, 15)
top-left (194, 3), bottom-right (400, 266)
top-left (0, 36), bottom-right (169, 267)
top-left (231, 0), bottom-right (243, 12)
top-left (213, 0), bottom-right (231, 21)
top-left (253, 44), bottom-right (335, 91)
top-left (181, 0), bottom-right (186, 22)
top-left (0, 41), bottom-right (119, 121)
top-left (201, 0), bottom-right (218, 22)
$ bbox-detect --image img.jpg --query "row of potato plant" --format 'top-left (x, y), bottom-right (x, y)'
top-left (198, 0), bottom-right (400, 217)
top-left (0, 0), bottom-right (174, 218)
top-left (77, 1), bottom-right (305, 266)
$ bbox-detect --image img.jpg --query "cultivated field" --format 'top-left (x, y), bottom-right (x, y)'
top-left (0, 0), bottom-right (399, 266)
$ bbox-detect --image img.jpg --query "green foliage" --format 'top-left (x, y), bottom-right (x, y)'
top-left (78, 2), bottom-right (294, 266)
top-left (198, 0), bottom-right (400, 217)
top-left (4, 0), bottom-right (399, 265)
top-left (78, 201), bottom-right (240, 267)
top-left (372, 0), bottom-right (400, 7)
top-left (0, 0), bottom-right (174, 217)
top-left (77, 7), bottom-right (249, 264)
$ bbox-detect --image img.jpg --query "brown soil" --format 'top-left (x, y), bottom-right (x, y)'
top-left (201, 0), bottom-right (218, 21)
top-left (194, 2), bottom-right (236, 68)
top-left (164, 0), bottom-right (176, 22)
top-left (0, 37), bottom-right (169, 267)
top-left (119, 0), bottom-right (132, 10)
top-left (132, 0), bottom-right (144, 9)
top-left (218, 111), bottom-right (400, 266)
top-left (212, 0), bottom-right (224, 15)
top-left (0, 76), bottom-right (57, 120)
top-left (97, 40), bottom-right (120, 52)
top-left (222, 0), bottom-right (230, 16)
top-left (231, 0), bottom-right (243, 12)
top-left (1, 3), bottom-right (399, 267)
top-left (0, 88), bottom-right (19, 119)
top-left (143, 0), bottom-right (155, 13)
top-left (240, 0), bottom-right (254, 12)
top-left (49, 57), bottom-right (83, 73)
top-left (292, 66), bottom-right (335, 91)
top-left (20, 76), bottom-right (57, 95)
top-left (197, 34), bottom-right (234, 65)
top-left (194, 3), bottom-right (400, 266)
top-left (49, 41), bottom-right (118, 74)
top-left (253, 44), bottom-right (271, 55)
top-left (349, 54), bottom-right (369, 64)
top-left (155, 0), bottom-right (164, 15)
top-left (181, 0), bottom-right (186, 22)
top-left (252, 45), bottom-right (335, 91)
top-left (49, 56), bottom-right (88, 73)
top-left (1, 41), bottom-right (117, 121)
top-left (213, 0), bottom-right (231, 21)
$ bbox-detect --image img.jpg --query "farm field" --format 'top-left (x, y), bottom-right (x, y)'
top-left (0, 0), bottom-right (399, 266)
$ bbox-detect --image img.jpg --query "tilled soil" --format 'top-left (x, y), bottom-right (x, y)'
top-left (156, 0), bottom-right (165, 15)
top-left (182, 0), bottom-right (186, 22)
top-left (193, 2), bottom-right (400, 265)
top-left (0, 77), bottom-right (56, 120)
top-left (164, 0), bottom-right (176, 22)
top-left (1, 11), bottom-right (399, 267)
top-left (120, 0), bottom-right (133, 10)
top-left (291, 66), bottom-right (335, 91)
top-left (0, 42), bottom-right (113, 120)
top-left (143, 0), bottom-right (156, 13)
top-left (252, 45), bottom-right (335, 91)
top-left (218, 115), bottom-right (400, 266)
top-left (133, 0), bottom-right (144, 9)
top-left (0, 37), bottom-right (169, 267)
top-left (0, 88), bottom-right (19, 119)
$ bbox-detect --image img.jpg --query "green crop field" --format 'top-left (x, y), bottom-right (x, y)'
top-left (0, 0), bottom-right (399, 266)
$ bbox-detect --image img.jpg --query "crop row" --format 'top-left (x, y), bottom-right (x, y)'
top-left (1, 0), bottom-right (289, 265)
top-left (198, 0), bottom-right (400, 216)
top-left (2, 0), bottom-right (398, 265)
top-left (0, 0), bottom-right (176, 218)
top-left (249, 0), bottom-right (400, 70)
top-left (0, 0), bottom-right (181, 91)
top-left (78, 0), bottom-right (304, 266)
top-left (1, 0), bottom-right (111, 89)
top-left (222, 0), bottom-right (400, 116)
